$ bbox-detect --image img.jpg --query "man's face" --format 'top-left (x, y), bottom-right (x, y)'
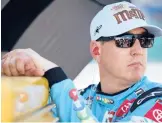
top-left (94, 27), bottom-right (148, 83)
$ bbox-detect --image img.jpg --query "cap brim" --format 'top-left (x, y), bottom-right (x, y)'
top-left (142, 25), bottom-right (162, 37)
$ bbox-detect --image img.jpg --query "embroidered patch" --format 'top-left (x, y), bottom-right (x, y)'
top-left (144, 102), bottom-right (162, 122)
top-left (116, 99), bottom-right (135, 117)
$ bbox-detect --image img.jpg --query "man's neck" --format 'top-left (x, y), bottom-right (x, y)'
top-left (99, 69), bottom-right (132, 94)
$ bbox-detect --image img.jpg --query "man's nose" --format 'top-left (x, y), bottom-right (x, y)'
top-left (130, 39), bottom-right (143, 56)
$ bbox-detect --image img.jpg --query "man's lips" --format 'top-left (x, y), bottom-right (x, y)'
top-left (128, 62), bottom-right (143, 67)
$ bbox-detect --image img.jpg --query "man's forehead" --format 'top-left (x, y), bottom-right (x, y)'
top-left (128, 27), bottom-right (147, 34)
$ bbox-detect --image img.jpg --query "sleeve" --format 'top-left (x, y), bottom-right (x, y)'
top-left (43, 67), bottom-right (97, 122)
top-left (43, 67), bottom-right (79, 122)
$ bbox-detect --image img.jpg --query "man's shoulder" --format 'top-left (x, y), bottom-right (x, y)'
top-left (141, 76), bottom-right (162, 89)
top-left (129, 77), bottom-right (162, 114)
top-left (121, 78), bottom-right (162, 122)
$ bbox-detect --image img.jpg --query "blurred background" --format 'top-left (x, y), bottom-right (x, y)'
top-left (1, 0), bottom-right (162, 88)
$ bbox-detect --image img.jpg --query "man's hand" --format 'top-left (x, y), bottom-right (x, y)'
top-left (1, 48), bottom-right (57, 76)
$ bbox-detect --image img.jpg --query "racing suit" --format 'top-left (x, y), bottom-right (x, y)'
top-left (44, 67), bottom-right (162, 122)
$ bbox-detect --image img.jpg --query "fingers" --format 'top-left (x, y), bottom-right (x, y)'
top-left (25, 69), bottom-right (44, 76)
top-left (9, 56), bottom-right (19, 76)
top-left (2, 50), bottom-right (19, 76)
top-left (2, 56), bottom-right (12, 76)
top-left (24, 49), bottom-right (43, 69)
top-left (15, 57), bottom-right (25, 75)
top-left (14, 51), bottom-right (34, 75)
top-left (24, 54), bottom-right (44, 76)
top-left (2, 51), bottom-right (33, 76)
top-left (1, 59), bottom-right (6, 75)
top-left (25, 62), bottom-right (34, 71)
top-left (2, 48), bottom-right (45, 77)
top-left (33, 69), bottom-right (44, 76)
top-left (24, 59), bottom-right (38, 76)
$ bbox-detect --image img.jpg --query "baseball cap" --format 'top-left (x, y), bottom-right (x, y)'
top-left (90, 1), bottom-right (162, 41)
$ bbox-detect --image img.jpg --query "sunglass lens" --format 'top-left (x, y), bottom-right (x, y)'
top-left (139, 37), bottom-right (154, 48)
top-left (115, 35), bottom-right (134, 48)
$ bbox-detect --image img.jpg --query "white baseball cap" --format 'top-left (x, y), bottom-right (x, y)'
top-left (90, 1), bottom-right (162, 40)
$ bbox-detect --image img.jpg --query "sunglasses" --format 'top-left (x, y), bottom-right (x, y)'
top-left (96, 32), bottom-right (155, 48)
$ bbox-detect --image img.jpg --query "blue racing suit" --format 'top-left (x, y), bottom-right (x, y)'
top-left (44, 67), bottom-right (162, 122)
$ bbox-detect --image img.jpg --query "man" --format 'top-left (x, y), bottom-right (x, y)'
top-left (2, 1), bottom-right (162, 122)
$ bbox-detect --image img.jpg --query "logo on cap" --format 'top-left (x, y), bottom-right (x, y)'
top-left (113, 7), bottom-right (145, 24)
top-left (111, 4), bottom-right (125, 11)
top-left (94, 25), bottom-right (102, 36)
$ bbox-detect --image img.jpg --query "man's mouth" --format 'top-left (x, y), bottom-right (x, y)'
top-left (128, 62), bottom-right (143, 67)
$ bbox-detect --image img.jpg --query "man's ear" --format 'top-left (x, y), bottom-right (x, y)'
top-left (90, 41), bottom-right (101, 63)
top-left (93, 47), bottom-right (100, 55)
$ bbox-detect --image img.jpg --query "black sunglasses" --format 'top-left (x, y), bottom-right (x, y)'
top-left (96, 32), bottom-right (155, 48)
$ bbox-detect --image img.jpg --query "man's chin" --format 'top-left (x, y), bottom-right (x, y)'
top-left (125, 70), bottom-right (144, 83)
top-left (127, 66), bottom-right (145, 82)
top-left (129, 73), bottom-right (144, 83)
